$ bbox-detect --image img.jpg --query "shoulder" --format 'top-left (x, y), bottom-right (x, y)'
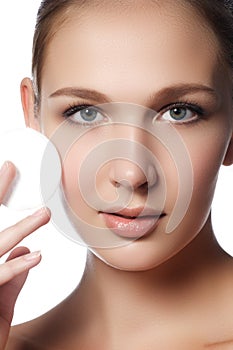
top-left (203, 256), bottom-right (233, 346)
top-left (6, 298), bottom-right (82, 350)
top-left (6, 306), bottom-right (61, 350)
top-left (6, 320), bottom-right (43, 350)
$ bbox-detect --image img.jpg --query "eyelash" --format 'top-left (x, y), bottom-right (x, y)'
top-left (63, 103), bottom-right (107, 127)
top-left (63, 104), bottom-right (92, 118)
top-left (62, 101), bottom-right (205, 126)
top-left (156, 101), bottom-right (205, 125)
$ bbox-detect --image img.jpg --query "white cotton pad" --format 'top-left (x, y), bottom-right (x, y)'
top-left (0, 128), bottom-right (61, 210)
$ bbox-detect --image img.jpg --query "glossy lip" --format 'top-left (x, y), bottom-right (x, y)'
top-left (99, 207), bottom-right (165, 239)
top-left (100, 206), bottom-right (163, 218)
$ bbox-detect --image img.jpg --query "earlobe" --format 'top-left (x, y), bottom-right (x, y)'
top-left (223, 135), bottom-right (233, 166)
top-left (20, 77), bottom-right (41, 131)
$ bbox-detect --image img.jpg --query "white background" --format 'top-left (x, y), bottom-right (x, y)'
top-left (0, 1), bottom-right (232, 325)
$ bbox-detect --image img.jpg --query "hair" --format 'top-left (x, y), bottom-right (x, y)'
top-left (32, 0), bottom-right (233, 102)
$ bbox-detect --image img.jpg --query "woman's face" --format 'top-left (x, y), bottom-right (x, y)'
top-left (34, 1), bottom-right (233, 270)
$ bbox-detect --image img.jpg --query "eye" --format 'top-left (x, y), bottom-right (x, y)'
top-left (155, 103), bottom-right (204, 124)
top-left (163, 107), bottom-right (193, 121)
top-left (63, 105), bottom-right (108, 126)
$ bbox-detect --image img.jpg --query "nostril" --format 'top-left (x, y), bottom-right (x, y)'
top-left (109, 159), bottom-right (158, 190)
top-left (112, 178), bottom-right (132, 188)
top-left (113, 181), bottom-right (121, 188)
top-left (139, 181), bottom-right (148, 190)
top-left (147, 164), bottom-right (157, 187)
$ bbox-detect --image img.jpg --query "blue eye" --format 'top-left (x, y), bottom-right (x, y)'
top-left (63, 105), bottom-right (108, 126)
top-left (80, 108), bottom-right (98, 122)
top-left (156, 103), bottom-right (204, 124)
top-left (162, 107), bottom-right (194, 121)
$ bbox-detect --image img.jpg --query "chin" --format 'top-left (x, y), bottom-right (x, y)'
top-left (89, 225), bottom-right (203, 272)
top-left (87, 208), bottom-right (209, 272)
top-left (89, 239), bottom-right (182, 272)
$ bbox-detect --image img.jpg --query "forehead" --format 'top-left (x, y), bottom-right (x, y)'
top-left (41, 0), bottom-right (222, 101)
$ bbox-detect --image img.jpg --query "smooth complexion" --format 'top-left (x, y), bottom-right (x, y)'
top-left (33, 1), bottom-right (233, 270)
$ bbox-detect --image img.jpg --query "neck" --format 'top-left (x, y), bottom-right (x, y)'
top-left (70, 215), bottom-right (228, 342)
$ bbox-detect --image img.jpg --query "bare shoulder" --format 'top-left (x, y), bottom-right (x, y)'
top-left (6, 304), bottom-right (67, 350)
top-left (6, 318), bottom-right (47, 350)
top-left (203, 256), bottom-right (233, 347)
top-left (6, 297), bottom-right (83, 350)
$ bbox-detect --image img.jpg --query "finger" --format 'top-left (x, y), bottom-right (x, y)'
top-left (0, 247), bottom-right (32, 323)
top-left (0, 248), bottom-right (40, 350)
top-left (0, 208), bottom-right (50, 257)
top-left (6, 246), bottom-right (30, 262)
top-left (0, 250), bottom-right (41, 285)
top-left (4, 247), bottom-right (31, 300)
top-left (0, 161), bottom-right (16, 203)
top-left (4, 246), bottom-right (31, 298)
top-left (0, 249), bottom-right (41, 324)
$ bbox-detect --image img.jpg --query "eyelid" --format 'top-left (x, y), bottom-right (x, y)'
top-left (154, 101), bottom-right (205, 124)
top-left (62, 100), bottom-right (205, 126)
top-left (159, 101), bottom-right (204, 114)
top-left (62, 103), bottom-right (110, 127)
top-left (63, 103), bottom-right (98, 118)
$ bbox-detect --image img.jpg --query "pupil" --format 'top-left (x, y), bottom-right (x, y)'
top-left (170, 107), bottom-right (186, 120)
top-left (81, 108), bottom-right (97, 121)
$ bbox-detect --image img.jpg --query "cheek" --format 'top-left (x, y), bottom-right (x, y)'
top-left (190, 130), bottom-right (228, 192)
top-left (62, 139), bottom-right (94, 220)
top-left (181, 124), bottom-right (230, 221)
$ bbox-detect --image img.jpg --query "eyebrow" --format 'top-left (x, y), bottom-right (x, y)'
top-left (147, 83), bottom-right (219, 104)
top-left (49, 83), bottom-right (219, 104)
top-left (49, 87), bottom-right (111, 103)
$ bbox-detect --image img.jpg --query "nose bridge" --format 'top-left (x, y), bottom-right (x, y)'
top-left (108, 132), bottom-right (157, 189)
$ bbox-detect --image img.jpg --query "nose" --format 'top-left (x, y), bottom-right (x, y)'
top-left (109, 159), bottom-right (157, 191)
top-left (106, 125), bottom-right (159, 193)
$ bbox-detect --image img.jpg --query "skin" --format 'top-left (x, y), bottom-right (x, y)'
top-left (3, 0), bottom-right (233, 349)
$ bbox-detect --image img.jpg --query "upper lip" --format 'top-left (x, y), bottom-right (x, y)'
top-left (99, 207), bottom-right (165, 218)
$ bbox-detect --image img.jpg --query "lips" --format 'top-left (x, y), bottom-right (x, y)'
top-left (99, 207), bottom-right (165, 239)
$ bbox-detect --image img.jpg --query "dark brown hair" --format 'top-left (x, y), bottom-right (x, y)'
top-left (32, 0), bottom-right (233, 101)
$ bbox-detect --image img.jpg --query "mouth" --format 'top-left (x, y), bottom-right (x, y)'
top-left (99, 208), bottom-right (166, 239)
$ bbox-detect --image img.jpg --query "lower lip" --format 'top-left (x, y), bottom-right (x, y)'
top-left (100, 212), bottom-right (162, 239)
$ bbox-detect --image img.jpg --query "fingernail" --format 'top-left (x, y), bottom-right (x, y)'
top-left (31, 208), bottom-right (47, 217)
top-left (0, 161), bottom-right (10, 175)
top-left (23, 251), bottom-right (41, 261)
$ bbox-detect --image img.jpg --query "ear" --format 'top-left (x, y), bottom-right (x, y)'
top-left (223, 134), bottom-right (233, 166)
top-left (20, 78), bottom-right (41, 131)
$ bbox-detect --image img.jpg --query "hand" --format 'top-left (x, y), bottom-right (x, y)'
top-left (0, 162), bottom-right (50, 349)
